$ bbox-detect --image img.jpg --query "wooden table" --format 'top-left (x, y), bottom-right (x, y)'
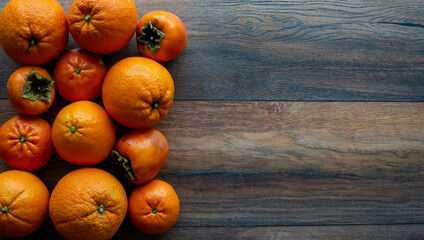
top-left (1, 0), bottom-right (424, 239)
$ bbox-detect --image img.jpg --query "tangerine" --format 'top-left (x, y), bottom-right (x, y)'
top-left (51, 101), bottom-right (116, 165)
top-left (129, 180), bottom-right (180, 235)
top-left (53, 49), bottom-right (107, 101)
top-left (0, 114), bottom-right (53, 171)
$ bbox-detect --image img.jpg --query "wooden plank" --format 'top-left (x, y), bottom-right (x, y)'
top-left (1, 0), bottom-right (424, 101)
top-left (116, 224), bottom-right (424, 240)
top-left (1, 99), bottom-right (423, 229)
top-left (8, 223), bottom-right (424, 240)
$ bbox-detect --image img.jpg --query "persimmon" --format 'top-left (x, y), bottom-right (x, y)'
top-left (136, 11), bottom-right (187, 62)
top-left (112, 128), bottom-right (168, 184)
top-left (0, 114), bottom-right (53, 171)
top-left (7, 66), bottom-right (56, 116)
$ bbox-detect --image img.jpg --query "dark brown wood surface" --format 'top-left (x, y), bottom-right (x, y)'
top-left (1, 0), bottom-right (424, 239)
top-left (1, 100), bottom-right (424, 239)
top-left (1, 0), bottom-right (424, 101)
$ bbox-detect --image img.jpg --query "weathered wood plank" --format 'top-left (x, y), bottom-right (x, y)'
top-left (1, 99), bottom-right (423, 229)
top-left (7, 223), bottom-right (424, 240)
top-left (0, 0), bottom-right (423, 101)
top-left (115, 224), bottom-right (424, 240)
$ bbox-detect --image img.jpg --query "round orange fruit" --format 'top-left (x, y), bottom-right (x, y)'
top-left (0, 170), bottom-right (50, 238)
top-left (7, 66), bottom-right (56, 116)
top-left (102, 57), bottom-right (174, 128)
top-left (129, 180), bottom-right (180, 235)
top-left (0, 0), bottom-right (68, 65)
top-left (49, 168), bottom-right (128, 240)
top-left (51, 101), bottom-right (116, 165)
top-left (67, 0), bottom-right (138, 54)
top-left (112, 128), bottom-right (168, 184)
top-left (0, 114), bottom-right (53, 171)
top-left (53, 49), bottom-right (107, 101)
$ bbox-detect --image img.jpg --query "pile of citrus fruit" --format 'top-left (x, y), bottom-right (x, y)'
top-left (0, 0), bottom-right (187, 238)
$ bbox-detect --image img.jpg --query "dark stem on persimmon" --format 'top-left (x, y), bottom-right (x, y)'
top-left (111, 150), bottom-right (137, 182)
top-left (137, 21), bottom-right (165, 53)
top-left (22, 69), bottom-right (54, 103)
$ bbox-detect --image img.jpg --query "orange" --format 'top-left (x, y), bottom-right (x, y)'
top-left (51, 101), bottom-right (116, 165)
top-left (67, 0), bottom-right (138, 54)
top-left (128, 180), bottom-right (180, 235)
top-left (0, 114), bottom-right (53, 171)
top-left (102, 57), bottom-right (174, 128)
top-left (7, 66), bottom-right (56, 116)
top-left (49, 168), bottom-right (128, 240)
top-left (53, 48), bottom-right (107, 101)
top-left (112, 128), bottom-right (168, 184)
top-left (0, 0), bottom-right (68, 65)
top-left (0, 170), bottom-right (50, 238)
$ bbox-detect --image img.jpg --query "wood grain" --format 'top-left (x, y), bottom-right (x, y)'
top-left (0, 0), bottom-right (423, 101)
top-left (0, 0), bottom-right (423, 238)
top-left (114, 224), bottom-right (424, 240)
top-left (1, 100), bottom-right (423, 229)
top-left (9, 221), bottom-right (424, 240)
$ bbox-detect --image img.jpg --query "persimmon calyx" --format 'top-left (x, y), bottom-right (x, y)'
top-left (137, 21), bottom-right (165, 53)
top-left (22, 69), bottom-right (54, 103)
top-left (111, 150), bottom-right (137, 182)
